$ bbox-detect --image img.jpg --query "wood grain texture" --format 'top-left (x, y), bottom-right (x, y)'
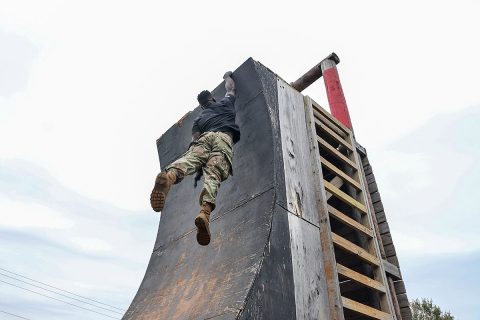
top-left (388, 277), bottom-right (403, 320)
top-left (324, 180), bottom-right (367, 214)
top-left (337, 263), bottom-right (386, 293)
top-left (304, 96), bottom-right (344, 320)
top-left (320, 156), bottom-right (362, 191)
top-left (277, 79), bottom-right (320, 226)
top-left (277, 79), bottom-right (331, 319)
top-left (288, 212), bottom-right (329, 320)
top-left (311, 99), bottom-right (351, 137)
top-left (332, 233), bottom-right (380, 266)
top-left (318, 137), bottom-right (358, 170)
top-left (328, 205), bottom-right (373, 238)
top-left (382, 260), bottom-right (402, 280)
top-left (315, 118), bottom-right (354, 152)
top-left (341, 297), bottom-right (392, 320)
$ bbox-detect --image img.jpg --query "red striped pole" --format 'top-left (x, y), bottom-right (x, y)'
top-left (320, 58), bottom-right (353, 130)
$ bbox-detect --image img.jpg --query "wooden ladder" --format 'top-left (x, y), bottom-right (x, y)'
top-left (305, 97), bottom-right (398, 320)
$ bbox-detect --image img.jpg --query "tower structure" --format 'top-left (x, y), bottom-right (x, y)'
top-left (124, 56), bottom-right (412, 320)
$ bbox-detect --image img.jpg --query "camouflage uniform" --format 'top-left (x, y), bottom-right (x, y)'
top-left (165, 131), bottom-right (233, 208)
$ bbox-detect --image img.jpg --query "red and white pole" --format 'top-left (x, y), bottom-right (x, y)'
top-left (320, 58), bottom-right (353, 130)
top-left (291, 53), bottom-right (354, 131)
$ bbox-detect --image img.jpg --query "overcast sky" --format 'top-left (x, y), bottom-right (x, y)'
top-left (1, 1), bottom-right (479, 319)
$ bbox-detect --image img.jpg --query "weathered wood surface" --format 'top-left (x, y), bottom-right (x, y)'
top-left (388, 277), bottom-right (403, 320)
top-left (277, 79), bottom-right (330, 319)
top-left (328, 205), bottom-right (373, 238)
top-left (315, 118), bottom-right (354, 152)
top-left (311, 99), bottom-right (351, 138)
top-left (341, 297), bottom-right (393, 320)
top-left (337, 263), bottom-right (386, 293)
top-left (383, 259), bottom-right (402, 280)
top-left (326, 176), bottom-right (345, 200)
top-left (332, 232), bottom-right (380, 266)
top-left (320, 156), bottom-right (362, 191)
top-left (288, 212), bottom-right (329, 320)
top-left (360, 154), bottom-right (413, 320)
top-left (324, 180), bottom-right (368, 214)
top-left (277, 79), bottom-right (320, 226)
top-left (352, 142), bottom-right (397, 318)
top-left (318, 137), bottom-right (358, 169)
top-left (304, 96), bottom-right (344, 320)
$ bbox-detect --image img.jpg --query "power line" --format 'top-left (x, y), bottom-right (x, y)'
top-left (0, 310), bottom-right (33, 320)
top-left (0, 267), bottom-right (125, 312)
top-left (0, 280), bottom-right (120, 320)
top-left (0, 272), bottom-right (123, 315)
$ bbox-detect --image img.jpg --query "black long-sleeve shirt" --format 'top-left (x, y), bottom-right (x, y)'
top-left (192, 94), bottom-right (241, 144)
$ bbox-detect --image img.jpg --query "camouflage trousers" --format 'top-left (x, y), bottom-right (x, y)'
top-left (165, 131), bottom-right (233, 208)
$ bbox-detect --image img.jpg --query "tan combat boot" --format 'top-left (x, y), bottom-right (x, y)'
top-left (150, 170), bottom-right (177, 212)
top-left (195, 202), bottom-right (213, 246)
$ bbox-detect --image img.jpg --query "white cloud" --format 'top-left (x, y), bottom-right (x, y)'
top-left (395, 231), bottom-right (480, 257)
top-left (70, 237), bottom-right (113, 254)
top-left (0, 199), bottom-right (74, 230)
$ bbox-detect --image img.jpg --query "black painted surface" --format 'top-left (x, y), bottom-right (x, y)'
top-left (238, 206), bottom-right (296, 320)
top-left (124, 59), bottom-right (296, 320)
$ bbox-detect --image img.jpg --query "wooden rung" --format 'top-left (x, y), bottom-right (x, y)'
top-left (320, 156), bottom-right (361, 191)
top-left (318, 137), bottom-right (358, 170)
top-left (315, 118), bottom-right (354, 152)
top-left (332, 233), bottom-right (380, 266)
top-left (342, 297), bottom-right (392, 320)
top-left (328, 206), bottom-right (373, 238)
top-left (337, 263), bottom-right (386, 293)
top-left (311, 100), bottom-right (351, 136)
top-left (324, 180), bottom-right (367, 214)
top-left (314, 109), bottom-right (348, 141)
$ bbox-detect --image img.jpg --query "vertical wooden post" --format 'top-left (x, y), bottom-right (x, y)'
top-left (320, 59), bottom-right (353, 130)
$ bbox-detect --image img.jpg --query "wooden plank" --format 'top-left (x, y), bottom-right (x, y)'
top-left (387, 256), bottom-right (400, 268)
top-left (354, 151), bottom-right (398, 317)
top-left (371, 191), bottom-right (381, 203)
top-left (288, 212), bottom-right (329, 320)
top-left (318, 137), bottom-right (358, 170)
top-left (320, 156), bottom-right (362, 191)
top-left (341, 297), bottom-right (392, 320)
top-left (381, 233), bottom-right (393, 246)
top-left (382, 259), bottom-right (402, 280)
top-left (332, 233), bottom-right (380, 266)
top-left (401, 307), bottom-right (413, 320)
top-left (337, 263), bottom-right (386, 293)
top-left (278, 80), bottom-right (327, 318)
top-left (393, 280), bottom-right (406, 294)
top-left (388, 277), bottom-right (403, 320)
top-left (325, 176), bottom-right (344, 200)
top-left (376, 211), bottom-right (387, 224)
top-left (368, 180), bottom-right (379, 193)
top-left (277, 79), bottom-right (320, 226)
top-left (366, 173), bottom-right (376, 184)
top-left (304, 96), bottom-right (344, 320)
top-left (373, 201), bottom-right (384, 213)
top-left (328, 205), bottom-right (373, 238)
top-left (315, 118), bottom-right (354, 152)
top-left (324, 180), bottom-right (367, 214)
top-left (384, 243), bottom-right (396, 257)
top-left (310, 99), bottom-right (351, 137)
top-left (313, 108), bottom-right (348, 140)
top-left (378, 221), bottom-right (390, 235)
top-left (396, 293), bottom-right (410, 309)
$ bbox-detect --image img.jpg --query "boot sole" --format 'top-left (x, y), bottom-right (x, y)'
top-left (150, 173), bottom-right (168, 212)
top-left (150, 190), bottom-right (165, 212)
top-left (195, 216), bottom-right (211, 246)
